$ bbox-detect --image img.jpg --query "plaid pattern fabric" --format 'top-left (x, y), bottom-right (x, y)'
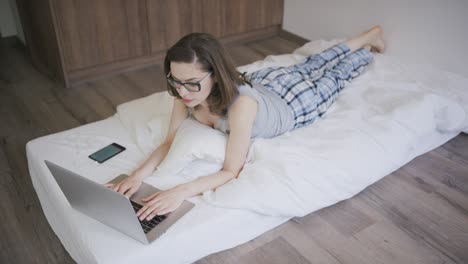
top-left (247, 43), bottom-right (373, 129)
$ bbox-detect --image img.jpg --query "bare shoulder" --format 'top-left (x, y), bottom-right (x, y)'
top-left (229, 95), bottom-right (257, 123)
top-left (230, 95), bottom-right (257, 114)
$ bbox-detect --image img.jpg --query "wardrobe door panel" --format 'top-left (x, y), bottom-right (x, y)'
top-left (200, 0), bottom-right (222, 37)
top-left (147, 0), bottom-right (204, 53)
top-left (54, 0), bottom-right (150, 70)
top-left (220, 0), bottom-right (283, 37)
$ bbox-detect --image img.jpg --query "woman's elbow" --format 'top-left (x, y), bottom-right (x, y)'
top-left (223, 169), bottom-right (241, 180)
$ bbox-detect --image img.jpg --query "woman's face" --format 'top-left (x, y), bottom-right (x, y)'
top-left (169, 62), bottom-right (215, 108)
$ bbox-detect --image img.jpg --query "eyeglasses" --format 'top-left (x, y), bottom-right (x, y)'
top-left (166, 71), bottom-right (212, 92)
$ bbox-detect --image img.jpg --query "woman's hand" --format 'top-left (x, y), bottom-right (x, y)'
top-left (137, 185), bottom-right (188, 221)
top-left (104, 173), bottom-right (144, 198)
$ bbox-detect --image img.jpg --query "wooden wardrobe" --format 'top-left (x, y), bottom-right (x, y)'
top-left (16, 0), bottom-right (284, 87)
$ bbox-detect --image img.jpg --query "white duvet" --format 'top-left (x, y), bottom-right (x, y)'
top-left (26, 39), bottom-right (468, 264)
top-left (117, 39), bottom-right (468, 217)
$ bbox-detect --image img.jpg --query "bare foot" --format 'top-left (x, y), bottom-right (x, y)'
top-left (369, 26), bottom-right (385, 53)
top-left (345, 25), bottom-right (386, 54)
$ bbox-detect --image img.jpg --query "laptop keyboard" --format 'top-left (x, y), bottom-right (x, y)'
top-left (131, 201), bottom-right (167, 234)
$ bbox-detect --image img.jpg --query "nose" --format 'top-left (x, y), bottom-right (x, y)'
top-left (177, 86), bottom-right (190, 97)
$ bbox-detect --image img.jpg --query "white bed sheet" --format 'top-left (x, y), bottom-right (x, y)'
top-left (27, 39), bottom-right (468, 264)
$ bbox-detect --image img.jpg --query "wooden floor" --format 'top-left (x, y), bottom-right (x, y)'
top-left (1, 35), bottom-right (467, 264)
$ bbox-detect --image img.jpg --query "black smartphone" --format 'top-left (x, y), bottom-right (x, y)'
top-left (88, 143), bottom-right (126, 163)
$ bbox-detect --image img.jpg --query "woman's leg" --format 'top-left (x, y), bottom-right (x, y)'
top-left (247, 26), bottom-right (384, 86)
top-left (289, 46), bottom-right (376, 129)
top-left (312, 48), bottom-right (374, 119)
top-left (291, 25), bottom-right (384, 81)
top-left (247, 44), bottom-right (350, 86)
top-left (246, 26), bottom-right (384, 128)
top-left (346, 25), bottom-right (385, 53)
top-left (304, 26), bottom-right (384, 119)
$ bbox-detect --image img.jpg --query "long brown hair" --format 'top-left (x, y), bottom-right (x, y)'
top-left (164, 33), bottom-right (249, 116)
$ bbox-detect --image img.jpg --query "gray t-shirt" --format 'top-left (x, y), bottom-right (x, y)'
top-left (214, 83), bottom-right (295, 138)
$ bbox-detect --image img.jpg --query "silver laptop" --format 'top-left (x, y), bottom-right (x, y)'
top-left (44, 160), bottom-right (194, 244)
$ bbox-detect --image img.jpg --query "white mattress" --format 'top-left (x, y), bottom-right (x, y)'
top-left (27, 116), bottom-right (290, 264)
top-left (26, 39), bottom-right (468, 264)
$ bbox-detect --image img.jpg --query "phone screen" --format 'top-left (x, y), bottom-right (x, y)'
top-left (88, 143), bottom-right (126, 163)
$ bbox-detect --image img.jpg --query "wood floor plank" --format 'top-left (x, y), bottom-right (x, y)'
top-left (0, 179), bottom-right (45, 264)
top-left (51, 84), bottom-right (104, 125)
top-left (434, 143), bottom-right (468, 169)
top-left (395, 165), bottom-right (468, 217)
top-left (358, 173), bottom-right (467, 263)
top-left (353, 219), bottom-right (455, 264)
top-left (71, 84), bottom-right (117, 121)
top-left (281, 223), bottom-right (342, 264)
top-left (15, 93), bottom-right (80, 133)
top-left (0, 139), bottom-right (14, 184)
top-left (0, 94), bottom-right (34, 138)
top-left (121, 65), bottom-right (166, 96)
top-left (316, 199), bottom-right (376, 238)
top-left (246, 36), bottom-right (300, 56)
top-left (195, 221), bottom-right (292, 264)
top-left (292, 212), bottom-right (381, 264)
top-left (402, 150), bottom-right (468, 195)
top-left (237, 236), bottom-right (311, 264)
top-left (441, 133), bottom-right (468, 160)
top-left (2, 135), bottom-right (74, 264)
top-left (227, 45), bottom-right (265, 67)
top-left (90, 75), bottom-right (146, 108)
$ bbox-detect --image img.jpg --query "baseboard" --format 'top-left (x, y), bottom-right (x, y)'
top-left (0, 35), bottom-right (23, 46)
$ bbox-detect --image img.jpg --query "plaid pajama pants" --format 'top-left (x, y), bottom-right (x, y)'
top-left (246, 43), bottom-right (374, 129)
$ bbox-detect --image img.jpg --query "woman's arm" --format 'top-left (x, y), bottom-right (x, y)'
top-left (181, 96), bottom-right (258, 196)
top-left (109, 99), bottom-right (188, 197)
top-left (137, 96), bottom-right (258, 220)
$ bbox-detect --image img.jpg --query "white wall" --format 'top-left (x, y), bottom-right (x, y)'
top-left (0, 0), bottom-right (25, 43)
top-left (283, 0), bottom-right (468, 78)
top-left (9, 0), bottom-right (25, 43)
top-left (0, 0), bottom-right (16, 36)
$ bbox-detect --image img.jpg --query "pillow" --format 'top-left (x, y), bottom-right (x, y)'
top-left (154, 118), bottom-right (227, 176)
top-left (146, 114), bottom-right (171, 148)
top-left (116, 91), bottom-right (173, 131)
top-left (116, 92), bottom-right (174, 156)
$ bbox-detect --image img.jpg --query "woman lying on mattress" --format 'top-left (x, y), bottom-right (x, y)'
top-left (106, 26), bottom-right (386, 221)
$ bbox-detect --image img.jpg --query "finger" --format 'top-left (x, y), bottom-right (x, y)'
top-left (139, 206), bottom-right (155, 220)
top-left (154, 206), bottom-right (171, 217)
top-left (124, 185), bottom-right (138, 198)
top-left (141, 203), bottom-right (165, 220)
top-left (141, 193), bottom-right (158, 202)
top-left (146, 208), bottom-right (164, 221)
top-left (117, 184), bottom-right (131, 195)
top-left (156, 208), bottom-right (170, 216)
top-left (137, 200), bottom-right (159, 217)
top-left (158, 203), bottom-right (178, 216)
top-left (141, 192), bottom-right (159, 202)
top-left (146, 205), bottom-right (167, 220)
top-left (104, 183), bottom-right (114, 188)
top-left (112, 182), bottom-right (122, 192)
top-left (137, 194), bottom-right (163, 217)
top-left (151, 203), bottom-right (167, 216)
top-left (137, 206), bottom-right (149, 218)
